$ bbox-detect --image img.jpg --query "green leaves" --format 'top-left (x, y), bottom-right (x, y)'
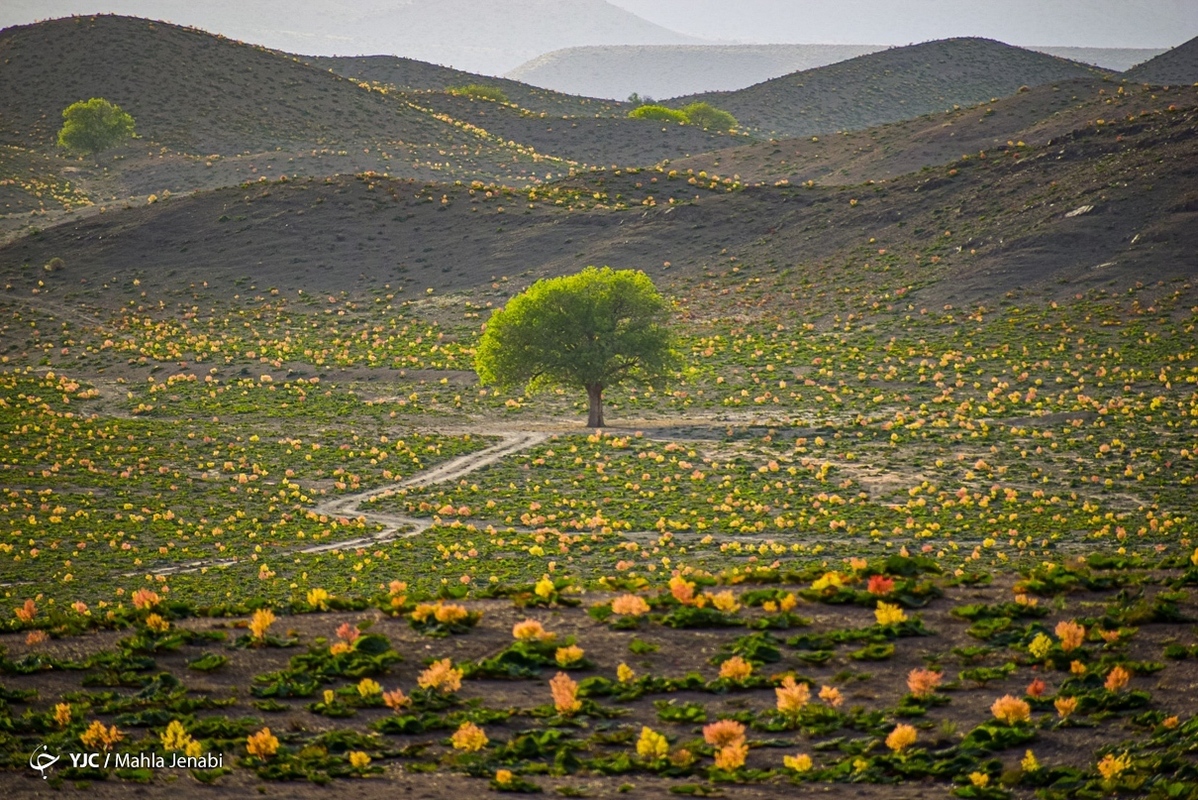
top-left (57, 98), bottom-right (135, 156)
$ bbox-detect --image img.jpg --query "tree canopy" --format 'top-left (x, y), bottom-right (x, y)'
top-left (475, 267), bottom-right (677, 427)
top-left (57, 98), bottom-right (135, 156)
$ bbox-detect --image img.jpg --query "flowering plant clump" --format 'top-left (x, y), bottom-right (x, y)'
top-left (246, 727), bottom-right (279, 760)
top-left (81, 721), bottom-right (123, 751)
top-left (418, 658), bottom-right (463, 694)
top-left (874, 602), bottom-right (908, 626)
top-left (549, 671), bottom-right (582, 716)
top-left (991, 695), bottom-right (1032, 725)
top-left (906, 668), bottom-right (943, 699)
top-left (450, 721), bottom-right (488, 752)
top-left (636, 726), bottom-right (669, 761)
top-left (885, 724), bottom-right (917, 753)
top-left (718, 655), bottom-right (753, 682)
top-left (249, 608), bottom-right (276, 643)
top-left (776, 675), bottom-right (810, 716)
top-left (1056, 620), bottom-right (1086, 652)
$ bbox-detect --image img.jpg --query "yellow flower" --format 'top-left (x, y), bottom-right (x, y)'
top-left (874, 602), bottom-right (907, 626)
top-left (323, 689), bottom-right (336, 705)
top-left (708, 590), bottom-right (741, 613)
top-left (246, 727), bottom-right (279, 760)
top-left (1055, 620), bottom-right (1086, 651)
top-left (534, 576), bottom-right (555, 599)
top-left (410, 603), bottom-right (437, 622)
top-left (512, 619), bottom-right (554, 641)
top-left (775, 675), bottom-right (810, 715)
top-left (450, 721), bottom-right (488, 752)
top-left (160, 720), bottom-right (195, 752)
top-left (81, 720), bottom-right (123, 751)
top-left (1021, 750), bottom-right (1040, 772)
top-left (306, 588), bottom-right (330, 610)
top-left (819, 685), bottom-right (843, 708)
top-left (145, 613), bottom-right (170, 633)
top-left (617, 663), bottom-right (636, 683)
top-left (495, 769), bottom-right (514, 785)
top-left (249, 608), bottom-right (275, 642)
top-left (885, 723), bottom-right (917, 753)
top-left (418, 658), bottom-right (463, 694)
top-left (1097, 752), bottom-right (1131, 781)
top-left (1028, 632), bottom-right (1052, 659)
top-left (1055, 696), bottom-right (1078, 719)
top-left (714, 741), bottom-right (748, 771)
top-left (1070, 660), bottom-right (1088, 675)
top-left (779, 593), bottom-right (798, 612)
top-left (434, 603), bottom-right (470, 624)
top-left (1163, 715), bottom-right (1180, 729)
top-left (969, 772), bottom-right (990, 788)
top-left (784, 753), bottom-right (813, 773)
top-left (1104, 665), bottom-right (1131, 692)
top-left (719, 655), bottom-right (753, 681)
top-left (636, 726), bottom-right (669, 760)
top-left (1191, 548), bottom-right (1198, 567)
top-left (991, 695), bottom-right (1032, 725)
top-left (703, 719), bottom-right (746, 748)
top-left (549, 671), bottom-right (582, 716)
top-left (555, 645), bottom-right (585, 667)
top-left (811, 572), bottom-right (844, 591)
top-left (54, 703), bottom-right (72, 728)
top-left (348, 751), bottom-right (371, 770)
top-left (611, 593), bottom-right (651, 616)
top-left (357, 678), bottom-right (382, 697)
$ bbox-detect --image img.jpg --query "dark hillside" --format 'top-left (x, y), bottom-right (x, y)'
top-left (671, 38), bottom-right (1112, 138)
top-left (310, 55), bottom-right (625, 117)
top-left (1123, 35), bottom-right (1198, 84)
top-left (0, 15), bottom-right (467, 154)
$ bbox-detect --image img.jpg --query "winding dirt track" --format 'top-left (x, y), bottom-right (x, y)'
top-left (141, 430), bottom-right (549, 576)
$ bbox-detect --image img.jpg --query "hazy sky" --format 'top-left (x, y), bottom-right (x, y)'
top-left (609, 0), bottom-right (1196, 48)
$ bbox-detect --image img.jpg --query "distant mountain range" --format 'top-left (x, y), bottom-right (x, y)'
top-left (0, 0), bottom-right (700, 73)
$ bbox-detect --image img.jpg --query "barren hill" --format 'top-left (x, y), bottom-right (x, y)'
top-left (674, 79), bottom-right (1193, 186)
top-left (0, 15), bottom-right (456, 154)
top-left (671, 38), bottom-right (1112, 138)
top-left (4, 95), bottom-right (1193, 311)
top-left (505, 44), bottom-right (885, 101)
top-left (310, 55), bottom-right (625, 117)
top-left (1123, 35), bottom-right (1198, 84)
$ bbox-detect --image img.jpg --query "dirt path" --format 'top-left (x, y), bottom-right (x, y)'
top-left (140, 430), bottom-right (550, 576)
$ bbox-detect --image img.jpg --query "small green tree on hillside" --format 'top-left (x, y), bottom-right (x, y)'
top-left (629, 104), bottom-right (689, 124)
top-left (681, 102), bottom-right (737, 132)
top-left (57, 98), bottom-right (135, 156)
top-left (475, 267), bottom-right (677, 428)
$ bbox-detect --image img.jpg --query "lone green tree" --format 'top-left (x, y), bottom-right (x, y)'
top-left (57, 98), bottom-right (135, 157)
top-left (475, 267), bottom-right (677, 428)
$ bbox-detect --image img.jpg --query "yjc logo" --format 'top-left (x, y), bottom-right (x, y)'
top-left (29, 744), bottom-right (60, 779)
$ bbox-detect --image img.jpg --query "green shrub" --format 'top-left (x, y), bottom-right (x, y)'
top-left (628, 105), bottom-right (688, 124)
top-left (681, 102), bottom-right (737, 131)
top-left (57, 98), bottom-right (135, 156)
top-left (448, 84), bottom-right (509, 103)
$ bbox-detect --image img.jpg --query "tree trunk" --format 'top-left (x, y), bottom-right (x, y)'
top-left (586, 384), bottom-right (605, 428)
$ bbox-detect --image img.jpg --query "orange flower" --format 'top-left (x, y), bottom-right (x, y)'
top-left (549, 672), bottom-right (582, 716)
top-left (418, 658), bottom-right (463, 694)
top-left (703, 719), bottom-right (746, 748)
top-left (1070, 660), bottom-right (1088, 675)
top-left (335, 622), bottom-right (360, 643)
top-left (246, 727), bottom-right (278, 760)
top-left (383, 688), bottom-right (410, 711)
top-left (885, 724), bottom-right (917, 753)
top-left (611, 594), bottom-right (650, 616)
top-left (555, 645), bottom-right (585, 667)
top-left (81, 720), bottom-right (123, 751)
top-left (513, 619), bottom-right (554, 641)
top-left (450, 721), bottom-right (488, 752)
top-left (1104, 665), bottom-right (1131, 692)
top-left (718, 656), bottom-right (753, 681)
top-left (1026, 678), bottom-right (1047, 698)
top-left (669, 575), bottom-right (696, 605)
top-left (1097, 752), bottom-right (1131, 781)
top-left (819, 685), bottom-right (843, 708)
top-left (714, 740), bottom-right (748, 770)
top-left (131, 588), bottom-right (160, 610)
top-left (1055, 620), bottom-right (1085, 652)
top-left (991, 695), bottom-right (1032, 725)
top-left (867, 575), bottom-right (895, 595)
top-left (249, 608), bottom-right (275, 642)
top-left (14, 599), bottom-right (36, 623)
top-left (775, 675), bottom-right (810, 715)
top-left (1055, 696), bottom-right (1078, 719)
top-left (906, 668), bottom-right (943, 699)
